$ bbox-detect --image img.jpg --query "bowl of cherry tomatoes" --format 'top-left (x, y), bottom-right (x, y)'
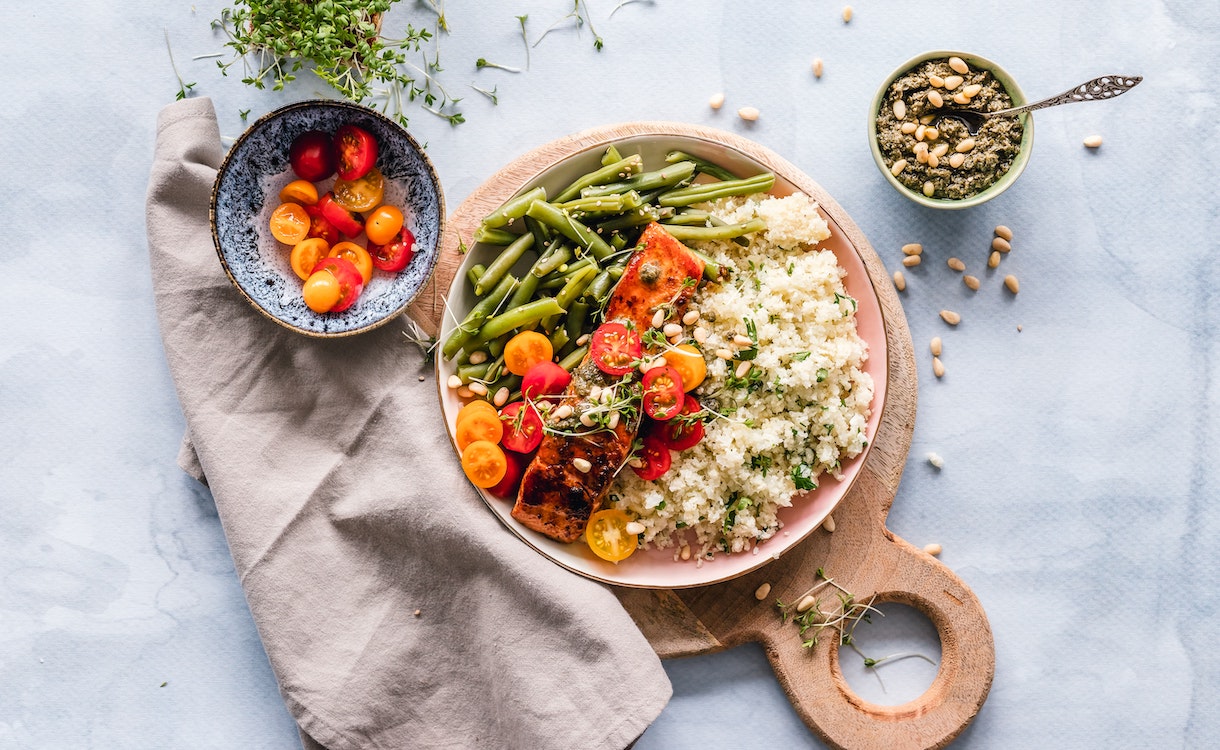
top-left (211, 99), bottom-right (444, 337)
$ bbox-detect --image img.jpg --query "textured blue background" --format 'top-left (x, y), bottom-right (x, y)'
top-left (1, 1), bottom-right (1216, 747)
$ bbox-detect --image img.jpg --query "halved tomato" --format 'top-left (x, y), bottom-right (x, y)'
top-left (334, 124), bottom-right (378, 181)
top-left (641, 365), bottom-right (685, 420)
top-left (585, 508), bottom-right (639, 562)
top-left (631, 433), bottom-right (671, 481)
top-left (333, 167), bottom-right (385, 213)
top-left (499, 401), bottom-right (544, 454)
top-left (462, 440), bottom-right (508, 488)
top-left (317, 192), bottom-right (365, 238)
top-left (328, 241), bottom-right (374, 285)
top-left (590, 321), bottom-right (642, 376)
top-left (657, 395), bottom-right (705, 451)
top-left (304, 204), bottom-right (340, 245)
top-left (521, 361), bottom-right (571, 401)
top-left (290, 238), bottom-right (331, 281)
top-left (269, 202), bottom-right (310, 245)
top-left (504, 331), bottom-right (554, 377)
top-left (488, 449), bottom-right (525, 500)
top-left (289, 130), bottom-right (336, 182)
top-left (279, 179), bottom-right (319, 206)
top-left (367, 227), bottom-right (416, 272)
top-left (310, 256), bottom-right (364, 312)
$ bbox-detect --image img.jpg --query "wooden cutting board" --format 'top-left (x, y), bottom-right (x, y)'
top-left (408, 122), bottom-right (994, 750)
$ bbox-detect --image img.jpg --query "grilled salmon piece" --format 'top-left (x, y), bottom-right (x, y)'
top-left (512, 223), bottom-right (704, 543)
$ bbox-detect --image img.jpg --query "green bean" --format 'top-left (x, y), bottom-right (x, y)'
top-left (506, 270), bottom-right (540, 311)
top-left (593, 206), bottom-right (662, 231)
top-left (582, 161), bottom-right (697, 198)
top-left (609, 233), bottom-right (629, 251)
top-left (662, 210), bottom-right (714, 227)
top-left (707, 212), bottom-right (752, 247)
top-left (582, 269), bottom-right (615, 304)
top-left (607, 264), bottom-right (626, 280)
top-left (688, 247), bottom-right (727, 281)
top-left (481, 186), bottom-right (547, 229)
top-left (548, 327), bottom-right (570, 352)
top-left (488, 332), bottom-right (511, 359)
top-left (555, 265), bottom-right (598, 311)
top-left (601, 145), bottom-right (622, 166)
top-left (559, 190), bottom-right (646, 219)
top-left (466, 263), bottom-right (486, 288)
top-left (457, 362), bottom-right (491, 383)
top-left (541, 255), bottom-right (596, 283)
top-left (559, 344), bottom-right (589, 371)
top-left (531, 243), bottom-right (574, 277)
top-left (479, 297), bottom-right (566, 341)
top-left (657, 173), bottom-right (775, 207)
top-left (663, 218), bottom-right (768, 243)
top-left (554, 156), bottom-right (644, 203)
top-left (538, 275), bottom-right (571, 292)
top-left (524, 215), bottom-right (551, 251)
top-left (563, 300), bottom-right (591, 353)
top-left (441, 274), bottom-right (518, 359)
top-left (474, 226), bottom-right (519, 246)
top-left (475, 232), bottom-right (534, 296)
top-left (524, 200), bottom-right (614, 261)
top-left (665, 150), bottom-right (739, 181)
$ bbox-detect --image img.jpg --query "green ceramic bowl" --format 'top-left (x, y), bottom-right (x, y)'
top-left (868, 50), bottom-right (1034, 209)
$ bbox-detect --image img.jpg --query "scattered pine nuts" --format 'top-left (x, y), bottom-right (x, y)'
top-left (1017, 324), bottom-right (1024, 332)
top-left (893, 99), bottom-right (907, 119)
top-left (940, 309), bottom-right (961, 325)
top-left (1083, 134), bottom-right (1104, 148)
top-left (709, 92), bottom-right (725, 110)
top-left (576, 333), bottom-right (590, 346)
top-left (755, 582), bottom-right (772, 601)
top-left (813, 58), bottom-right (824, 78)
top-left (893, 270), bottom-right (907, 291)
top-left (822, 514), bottom-right (836, 533)
top-left (994, 225), bottom-right (1013, 241)
top-left (890, 159), bottom-right (908, 176)
top-left (992, 237), bottom-right (1012, 253)
top-left (922, 181), bottom-right (936, 198)
top-left (925, 127), bottom-right (940, 141)
top-left (842, 5), bottom-right (853, 23)
top-left (930, 336), bottom-right (942, 356)
top-left (732, 334), bottom-right (753, 347)
top-left (927, 90), bottom-right (944, 108)
top-left (414, 609), bottom-right (422, 617)
top-left (573, 458), bottom-right (592, 473)
top-left (923, 543), bottom-right (943, 556)
top-left (928, 74), bottom-right (945, 88)
top-left (468, 350), bottom-right (488, 365)
top-left (579, 412), bottom-right (596, 427)
top-left (948, 153), bottom-right (966, 168)
top-left (947, 257), bottom-right (965, 272)
top-left (493, 387), bottom-right (510, 407)
top-left (693, 326), bottom-right (708, 343)
top-left (927, 153), bottom-right (940, 169)
top-left (952, 92), bottom-right (971, 106)
top-left (1004, 274), bottom-right (1020, 294)
top-left (915, 124), bottom-right (928, 142)
top-left (943, 75), bottom-right (964, 91)
top-left (926, 451), bottom-right (945, 468)
top-left (931, 143), bottom-right (949, 158)
top-left (663, 323), bottom-right (682, 338)
top-left (680, 544), bottom-right (691, 561)
top-left (468, 382), bottom-right (488, 396)
top-left (919, 114), bottom-right (936, 125)
top-left (651, 309), bottom-right (666, 328)
top-left (552, 404), bottom-right (573, 420)
top-left (446, 374), bottom-right (462, 389)
top-left (715, 348), bottom-right (733, 360)
top-left (900, 121), bottom-right (918, 134)
top-left (932, 356), bottom-right (945, 378)
top-left (963, 274), bottom-right (980, 291)
top-left (682, 310), bottom-right (700, 326)
top-left (734, 360), bottom-right (752, 379)
top-left (607, 411), bottom-right (620, 430)
top-left (955, 137), bottom-right (976, 153)
top-left (915, 147), bottom-right (929, 164)
top-left (948, 56), bottom-right (969, 74)
top-left (737, 106), bottom-right (760, 122)
top-left (902, 243), bottom-right (923, 256)
top-left (988, 250), bottom-right (1001, 268)
top-left (902, 254), bottom-right (922, 267)
top-left (797, 595), bottom-right (818, 613)
top-left (625, 520), bottom-right (646, 535)
top-left (962, 83), bottom-right (982, 97)
top-left (456, 386), bottom-right (473, 398)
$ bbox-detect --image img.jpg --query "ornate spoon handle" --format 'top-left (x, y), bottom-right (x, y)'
top-left (995, 75), bottom-right (1143, 117)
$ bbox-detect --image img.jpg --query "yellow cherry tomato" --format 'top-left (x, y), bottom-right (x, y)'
top-left (328, 241), bottom-right (374, 285)
top-left (278, 179), bottom-right (319, 206)
top-left (365, 205), bottom-right (405, 245)
top-left (503, 331), bottom-right (554, 376)
top-left (585, 509), bottom-right (639, 562)
top-left (461, 440), bottom-right (508, 488)
top-left (455, 409), bottom-right (504, 451)
top-left (302, 270), bottom-right (342, 313)
top-left (290, 238), bottom-right (330, 281)
top-left (663, 343), bottom-right (707, 391)
top-left (269, 202), bottom-right (311, 245)
top-left (457, 399), bottom-right (499, 429)
top-left (332, 167), bottom-right (384, 213)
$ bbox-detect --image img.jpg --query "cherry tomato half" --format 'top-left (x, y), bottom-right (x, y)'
top-left (305, 204), bottom-right (340, 246)
top-left (279, 179), bottom-right (319, 206)
top-left (521, 361), bottom-right (572, 401)
top-left (364, 204), bottom-right (404, 245)
top-left (585, 508), bottom-right (639, 562)
top-left (663, 343), bottom-right (707, 392)
top-left (590, 321), bottom-right (642, 376)
top-left (328, 241), bottom-right (374, 285)
top-left (461, 440), bottom-right (507, 489)
top-left (656, 395), bottom-right (705, 451)
top-left (317, 192), bottom-right (365, 238)
top-left (631, 433), bottom-right (672, 481)
top-left (499, 401), bottom-right (544, 454)
top-left (456, 407), bottom-right (504, 451)
top-left (488, 449), bottom-right (525, 500)
top-left (334, 124), bottom-right (378, 181)
top-left (333, 167), bottom-right (385, 213)
top-left (367, 227), bottom-right (416, 272)
top-left (289, 130), bottom-right (336, 182)
top-left (290, 238), bottom-right (331, 281)
top-left (310, 256), bottom-right (364, 312)
top-left (456, 399), bottom-right (499, 429)
top-left (269, 202), bottom-right (310, 245)
top-left (504, 331), bottom-right (554, 377)
top-left (641, 365), bottom-right (685, 421)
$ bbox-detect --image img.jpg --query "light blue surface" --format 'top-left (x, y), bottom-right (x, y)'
top-left (2, 1), bottom-right (1216, 747)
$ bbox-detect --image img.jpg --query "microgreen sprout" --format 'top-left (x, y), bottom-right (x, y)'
top-left (475, 58), bottom-right (522, 73)
top-left (534, 0), bottom-right (604, 50)
top-left (164, 31), bottom-right (196, 100)
top-left (611, 0), bottom-right (652, 18)
top-left (516, 15), bottom-right (531, 70)
top-left (469, 83), bottom-right (499, 105)
top-left (775, 568), bottom-right (883, 652)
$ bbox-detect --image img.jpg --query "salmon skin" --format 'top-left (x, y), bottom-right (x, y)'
top-left (511, 223), bottom-right (705, 543)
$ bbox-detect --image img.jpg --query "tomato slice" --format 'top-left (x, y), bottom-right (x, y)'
top-left (310, 256), bottom-right (364, 312)
top-left (333, 167), bottom-right (385, 213)
top-left (504, 331), bottom-right (554, 377)
top-left (456, 407), bottom-right (504, 451)
top-left (657, 395), bottom-right (705, 451)
top-left (641, 365), bottom-right (685, 420)
top-left (521, 361), bottom-right (572, 401)
top-left (585, 508), bottom-right (639, 562)
top-left (269, 202), bottom-right (311, 245)
top-left (290, 238), bottom-right (331, 281)
top-left (663, 343), bottom-right (707, 391)
top-left (499, 401), bottom-right (544, 454)
top-left (590, 321), bottom-right (642, 376)
top-left (364, 204), bottom-right (404, 245)
top-left (334, 124), bottom-right (378, 181)
top-left (305, 204), bottom-right (340, 246)
top-left (289, 130), bottom-right (336, 182)
top-left (367, 227), bottom-right (416, 273)
top-left (317, 192), bottom-right (365, 238)
top-left (279, 179), bottom-right (319, 206)
top-left (631, 433), bottom-right (672, 481)
top-left (461, 440), bottom-right (507, 489)
top-left (488, 449), bottom-right (525, 500)
top-left (328, 241), bottom-right (374, 285)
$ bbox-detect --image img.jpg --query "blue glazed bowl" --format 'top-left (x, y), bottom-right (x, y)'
top-left (211, 100), bottom-right (444, 337)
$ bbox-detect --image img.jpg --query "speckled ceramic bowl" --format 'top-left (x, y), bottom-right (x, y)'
top-left (211, 100), bottom-right (444, 337)
top-left (868, 50), bottom-right (1033, 210)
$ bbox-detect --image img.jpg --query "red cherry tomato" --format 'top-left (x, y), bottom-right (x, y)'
top-left (289, 130), bottom-right (336, 182)
top-left (657, 395), bottom-right (705, 451)
top-left (499, 401), bottom-right (544, 454)
top-left (488, 449), bottom-right (525, 500)
top-left (304, 204), bottom-right (340, 246)
top-left (641, 365), bottom-right (685, 420)
top-left (334, 124), bottom-right (378, 181)
top-left (521, 361), bottom-right (572, 401)
top-left (631, 433), bottom-right (672, 481)
top-left (367, 227), bottom-right (416, 272)
top-left (310, 256), bottom-right (364, 312)
top-left (590, 322), bottom-right (642, 377)
top-left (317, 192), bottom-right (365, 238)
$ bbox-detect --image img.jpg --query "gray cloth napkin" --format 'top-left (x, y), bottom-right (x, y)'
top-left (146, 97), bottom-right (671, 750)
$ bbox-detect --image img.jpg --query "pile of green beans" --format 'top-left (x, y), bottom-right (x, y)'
top-left (442, 143), bottom-right (776, 398)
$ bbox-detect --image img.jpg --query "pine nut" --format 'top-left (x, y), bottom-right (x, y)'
top-left (693, 326), bottom-right (709, 343)
top-left (952, 92), bottom-right (971, 105)
top-left (680, 544), bottom-right (691, 560)
top-left (929, 74), bottom-right (945, 88)
top-left (931, 143), bottom-right (949, 158)
top-left (955, 138), bottom-right (976, 153)
top-left (963, 274), bottom-right (980, 291)
top-left (913, 141), bottom-right (929, 159)
top-left (994, 225), bottom-right (1013, 241)
top-left (447, 374), bottom-right (463, 389)
top-left (813, 58), bottom-right (824, 78)
top-left (468, 350), bottom-right (488, 365)
top-left (493, 387), bottom-right (510, 407)
top-left (579, 412), bottom-right (596, 427)
top-left (842, 5), bottom-right (853, 22)
top-left (663, 323), bottom-right (682, 338)
top-left (1083, 134), bottom-right (1103, 148)
top-left (925, 127), bottom-right (940, 141)
top-left (625, 520), bottom-right (645, 535)
top-left (456, 386), bottom-right (473, 398)
top-left (915, 149), bottom-right (929, 165)
top-left (923, 543), bottom-right (943, 556)
top-left (468, 382), bottom-right (488, 396)
top-left (1004, 274), bottom-right (1020, 294)
top-left (902, 243), bottom-right (923, 256)
top-left (948, 153), bottom-right (966, 169)
top-left (715, 349), bottom-right (733, 360)
top-left (682, 310), bottom-right (700, 325)
top-left (927, 90), bottom-right (944, 108)
top-left (576, 334), bottom-right (590, 346)
top-left (943, 75), bottom-right (964, 91)
top-left (588, 385), bottom-right (602, 402)
top-left (893, 270), bottom-right (906, 291)
top-left (709, 92), bottom-right (725, 110)
top-left (902, 254), bottom-right (922, 267)
top-left (962, 83), bottom-right (982, 97)
top-left (732, 334), bottom-right (753, 347)
top-left (900, 121), bottom-right (918, 134)
top-left (988, 251), bottom-right (1001, 268)
top-left (891, 159), bottom-right (908, 176)
top-left (755, 582), bottom-right (772, 601)
top-left (737, 106), bottom-right (760, 122)
top-left (947, 257), bottom-right (965, 272)
top-left (651, 309), bottom-right (666, 328)
top-left (920, 114), bottom-right (936, 124)
top-left (735, 360), bottom-right (752, 379)
top-left (797, 595), bottom-right (817, 613)
top-left (940, 309), bottom-right (961, 325)
top-left (915, 124), bottom-right (927, 141)
top-left (608, 411), bottom-right (620, 429)
top-left (923, 181), bottom-right (936, 197)
top-left (822, 514), bottom-right (836, 533)
top-left (926, 451), bottom-right (945, 468)
top-left (948, 56), bottom-right (969, 74)
top-left (930, 336), bottom-right (942, 356)
top-left (927, 153), bottom-right (940, 168)
top-left (933, 356), bottom-right (945, 378)
top-left (553, 404), bottom-right (573, 419)
top-left (992, 237), bottom-right (1012, 253)
top-left (573, 457), bottom-right (592, 473)
top-left (893, 99), bottom-right (907, 119)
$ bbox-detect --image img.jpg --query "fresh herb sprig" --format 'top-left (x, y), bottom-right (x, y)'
top-left (776, 568), bottom-right (882, 651)
top-left (164, 31), bottom-right (196, 100)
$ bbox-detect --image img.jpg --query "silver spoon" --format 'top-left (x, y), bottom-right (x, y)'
top-left (932, 74), bottom-right (1143, 135)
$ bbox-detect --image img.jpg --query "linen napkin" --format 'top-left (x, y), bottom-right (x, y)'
top-left (146, 97), bottom-right (671, 750)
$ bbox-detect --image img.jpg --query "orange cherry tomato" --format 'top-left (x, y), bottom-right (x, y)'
top-left (269, 202), bottom-right (310, 245)
top-left (302, 270), bottom-right (343, 313)
top-left (290, 238), bottom-right (330, 281)
top-left (585, 509), bottom-right (639, 562)
top-left (365, 205), bottom-right (404, 245)
top-left (332, 167), bottom-right (384, 213)
top-left (503, 331), bottom-right (554, 376)
top-left (278, 179), bottom-right (319, 206)
top-left (461, 440), bottom-right (508, 488)
top-left (455, 408), bottom-right (504, 451)
top-left (457, 399), bottom-right (499, 429)
top-left (663, 343), bottom-right (707, 391)
top-left (328, 241), bottom-right (374, 285)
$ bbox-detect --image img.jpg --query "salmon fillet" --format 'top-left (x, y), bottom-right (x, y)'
top-left (512, 223), bottom-right (704, 543)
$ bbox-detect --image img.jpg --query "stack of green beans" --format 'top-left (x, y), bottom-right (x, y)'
top-left (441, 144), bottom-right (776, 398)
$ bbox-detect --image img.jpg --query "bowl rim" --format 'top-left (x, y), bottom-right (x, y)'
top-left (867, 49), bottom-right (1034, 210)
top-left (209, 98), bottom-right (446, 338)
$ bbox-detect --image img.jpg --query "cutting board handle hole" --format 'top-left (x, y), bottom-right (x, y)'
top-left (837, 602), bottom-right (942, 706)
